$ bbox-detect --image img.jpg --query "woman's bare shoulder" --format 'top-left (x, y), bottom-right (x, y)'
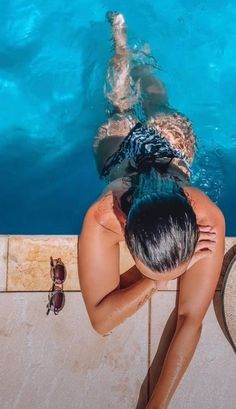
top-left (82, 189), bottom-right (125, 243)
top-left (91, 177), bottom-right (130, 228)
top-left (183, 186), bottom-right (225, 224)
top-left (82, 195), bottom-right (113, 231)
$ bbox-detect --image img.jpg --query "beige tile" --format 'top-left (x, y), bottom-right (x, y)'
top-left (0, 236), bottom-right (8, 291)
top-left (149, 292), bottom-right (236, 409)
top-left (8, 236), bottom-right (79, 291)
top-left (0, 292), bottom-right (148, 409)
top-left (225, 237), bottom-right (236, 253)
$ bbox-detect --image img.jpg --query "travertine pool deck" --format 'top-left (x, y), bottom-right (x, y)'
top-left (0, 235), bottom-right (236, 409)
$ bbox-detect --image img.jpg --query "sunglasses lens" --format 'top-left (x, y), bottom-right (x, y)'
top-left (47, 286), bottom-right (65, 315)
top-left (53, 291), bottom-right (65, 313)
top-left (50, 262), bottom-right (66, 284)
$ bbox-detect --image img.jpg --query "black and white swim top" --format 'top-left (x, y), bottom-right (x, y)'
top-left (101, 122), bottom-right (192, 187)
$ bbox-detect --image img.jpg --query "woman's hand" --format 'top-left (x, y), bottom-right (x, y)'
top-left (186, 224), bottom-right (217, 270)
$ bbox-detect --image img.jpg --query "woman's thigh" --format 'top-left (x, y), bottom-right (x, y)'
top-left (93, 112), bottom-right (139, 176)
top-left (130, 65), bottom-right (169, 117)
top-left (130, 66), bottom-right (196, 163)
top-left (146, 113), bottom-right (196, 164)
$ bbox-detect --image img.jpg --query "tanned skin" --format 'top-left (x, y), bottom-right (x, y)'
top-left (79, 185), bottom-right (225, 409)
top-left (79, 12), bottom-right (226, 409)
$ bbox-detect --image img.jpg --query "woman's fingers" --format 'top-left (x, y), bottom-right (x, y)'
top-left (198, 224), bottom-right (213, 230)
top-left (198, 224), bottom-right (216, 244)
top-left (187, 225), bottom-right (217, 269)
top-left (198, 231), bottom-right (216, 242)
top-left (196, 240), bottom-right (216, 251)
top-left (195, 227), bottom-right (217, 253)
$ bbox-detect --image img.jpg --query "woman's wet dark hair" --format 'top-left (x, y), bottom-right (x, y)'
top-left (120, 162), bottom-right (199, 273)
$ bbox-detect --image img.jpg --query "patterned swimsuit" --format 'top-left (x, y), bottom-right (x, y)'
top-left (101, 122), bottom-right (192, 186)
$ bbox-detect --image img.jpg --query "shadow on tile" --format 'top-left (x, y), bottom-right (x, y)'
top-left (134, 375), bottom-right (149, 409)
top-left (135, 292), bottom-right (180, 408)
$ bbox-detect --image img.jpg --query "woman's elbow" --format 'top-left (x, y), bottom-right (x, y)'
top-left (89, 311), bottom-right (114, 336)
top-left (92, 320), bottom-right (113, 336)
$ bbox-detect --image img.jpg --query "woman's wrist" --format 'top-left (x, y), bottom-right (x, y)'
top-left (141, 275), bottom-right (159, 292)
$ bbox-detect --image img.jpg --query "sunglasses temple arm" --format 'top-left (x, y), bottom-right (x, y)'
top-left (46, 295), bottom-right (53, 315)
top-left (50, 256), bottom-right (54, 267)
top-left (46, 282), bottom-right (55, 316)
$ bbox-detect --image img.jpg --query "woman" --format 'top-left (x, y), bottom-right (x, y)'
top-left (78, 12), bottom-right (225, 409)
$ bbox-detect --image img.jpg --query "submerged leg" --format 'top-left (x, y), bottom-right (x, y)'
top-left (130, 60), bottom-right (171, 118)
top-left (92, 12), bottom-right (140, 179)
top-left (105, 12), bottom-right (140, 113)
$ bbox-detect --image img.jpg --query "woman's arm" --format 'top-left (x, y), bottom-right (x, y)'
top-left (78, 203), bottom-right (159, 335)
top-left (94, 274), bottom-right (157, 335)
top-left (146, 205), bottom-right (225, 409)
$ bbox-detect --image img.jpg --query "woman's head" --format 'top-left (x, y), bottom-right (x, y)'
top-left (121, 167), bottom-right (199, 277)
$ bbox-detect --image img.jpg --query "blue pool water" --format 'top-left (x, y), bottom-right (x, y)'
top-left (0, 0), bottom-right (235, 235)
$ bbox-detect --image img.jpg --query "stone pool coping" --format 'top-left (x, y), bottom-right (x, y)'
top-left (0, 236), bottom-right (235, 292)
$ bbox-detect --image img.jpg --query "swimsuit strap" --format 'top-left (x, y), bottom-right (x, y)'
top-left (101, 122), bottom-right (191, 181)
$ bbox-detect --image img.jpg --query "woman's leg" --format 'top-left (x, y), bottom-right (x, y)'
top-left (104, 12), bottom-right (140, 113)
top-left (130, 56), bottom-right (173, 119)
top-left (93, 12), bottom-right (196, 176)
top-left (93, 12), bottom-right (139, 176)
top-left (147, 113), bottom-right (196, 165)
top-left (129, 50), bottom-right (196, 164)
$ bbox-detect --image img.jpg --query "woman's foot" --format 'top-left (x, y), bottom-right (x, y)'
top-left (106, 11), bottom-right (125, 27)
top-left (106, 11), bottom-right (127, 50)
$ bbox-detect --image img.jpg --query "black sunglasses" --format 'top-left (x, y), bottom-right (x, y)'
top-left (46, 256), bottom-right (67, 315)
